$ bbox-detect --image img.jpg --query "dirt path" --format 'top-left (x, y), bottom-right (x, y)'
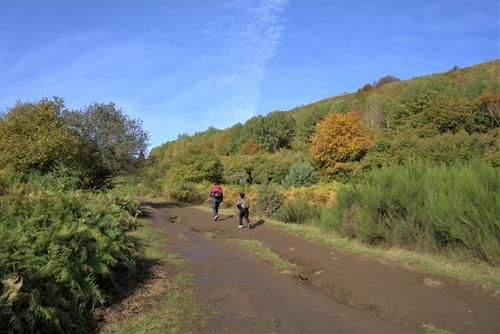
top-left (145, 203), bottom-right (499, 334)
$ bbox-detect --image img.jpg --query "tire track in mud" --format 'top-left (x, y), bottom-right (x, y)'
top-left (146, 203), bottom-right (500, 334)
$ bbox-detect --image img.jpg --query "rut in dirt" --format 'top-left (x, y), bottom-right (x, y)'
top-left (146, 202), bottom-right (500, 334)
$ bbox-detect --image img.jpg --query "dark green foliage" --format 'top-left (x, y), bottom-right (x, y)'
top-left (275, 196), bottom-right (319, 224)
top-left (0, 182), bottom-right (139, 333)
top-left (322, 160), bottom-right (500, 265)
top-left (282, 161), bottom-right (319, 187)
top-left (221, 124), bottom-right (245, 155)
top-left (292, 108), bottom-right (329, 151)
top-left (63, 103), bottom-right (149, 187)
top-left (253, 183), bottom-right (284, 216)
top-left (361, 128), bottom-right (499, 171)
top-left (26, 167), bottom-right (83, 191)
top-left (249, 153), bottom-right (293, 184)
top-left (253, 111), bottom-right (296, 153)
top-left (227, 112), bottom-right (297, 153)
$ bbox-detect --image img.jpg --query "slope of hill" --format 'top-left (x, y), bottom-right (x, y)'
top-left (147, 59), bottom-right (499, 184)
top-left (144, 59), bottom-right (499, 267)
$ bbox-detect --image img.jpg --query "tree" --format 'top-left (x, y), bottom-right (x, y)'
top-left (378, 76), bottom-right (460, 131)
top-left (373, 75), bottom-right (400, 88)
top-left (282, 161), bottom-right (319, 187)
top-left (309, 112), bottom-right (373, 176)
top-left (240, 139), bottom-right (260, 155)
top-left (165, 151), bottom-right (223, 184)
top-left (358, 83), bottom-right (373, 93)
top-left (292, 108), bottom-right (328, 151)
top-left (223, 123), bottom-right (246, 154)
top-left (254, 111), bottom-right (296, 153)
top-left (363, 93), bottom-right (394, 130)
top-left (476, 92), bottom-right (500, 129)
top-left (64, 103), bottom-right (149, 184)
top-left (0, 98), bottom-right (79, 174)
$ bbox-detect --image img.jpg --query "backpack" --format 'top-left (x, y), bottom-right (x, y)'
top-left (211, 185), bottom-right (222, 199)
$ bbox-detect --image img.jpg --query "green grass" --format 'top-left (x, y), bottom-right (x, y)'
top-left (130, 218), bottom-right (166, 260)
top-left (192, 204), bottom-right (500, 292)
top-left (101, 218), bottom-right (202, 334)
top-left (228, 239), bottom-right (295, 271)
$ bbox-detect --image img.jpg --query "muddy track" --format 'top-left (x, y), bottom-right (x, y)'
top-left (145, 203), bottom-right (500, 334)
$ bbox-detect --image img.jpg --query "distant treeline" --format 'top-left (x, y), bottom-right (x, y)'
top-left (146, 60), bottom-right (499, 188)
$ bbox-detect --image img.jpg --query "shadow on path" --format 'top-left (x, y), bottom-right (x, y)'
top-left (250, 219), bottom-right (265, 229)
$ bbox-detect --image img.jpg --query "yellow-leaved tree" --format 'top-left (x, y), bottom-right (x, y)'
top-left (309, 112), bottom-right (373, 177)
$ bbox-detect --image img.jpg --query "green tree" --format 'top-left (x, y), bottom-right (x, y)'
top-left (282, 161), bottom-right (319, 187)
top-left (0, 98), bottom-right (79, 175)
top-left (249, 151), bottom-right (302, 184)
top-left (64, 103), bottom-right (149, 185)
top-left (388, 76), bottom-right (462, 128)
top-left (292, 108), bottom-right (328, 151)
top-left (254, 111), bottom-right (296, 153)
top-left (166, 150), bottom-right (223, 184)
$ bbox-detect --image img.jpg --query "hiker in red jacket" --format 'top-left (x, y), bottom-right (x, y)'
top-left (209, 183), bottom-right (224, 221)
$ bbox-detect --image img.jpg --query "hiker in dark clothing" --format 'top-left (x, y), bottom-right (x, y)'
top-left (236, 192), bottom-right (252, 229)
top-left (209, 183), bottom-right (224, 221)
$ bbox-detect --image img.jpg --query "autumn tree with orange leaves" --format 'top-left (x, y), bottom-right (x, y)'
top-left (309, 112), bottom-right (373, 177)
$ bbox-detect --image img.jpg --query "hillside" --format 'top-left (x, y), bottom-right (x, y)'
top-left (144, 59), bottom-right (499, 268)
top-left (147, 59), bottom-right (499, 184)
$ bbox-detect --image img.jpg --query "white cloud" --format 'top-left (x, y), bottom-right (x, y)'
top-left (0, 1), bottom-right (290, 145)
top-left (192, 0), bottom-right (289, 124)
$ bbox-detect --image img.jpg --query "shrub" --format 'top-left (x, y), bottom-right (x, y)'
top-left (275, 196), bottom-right (319, 224)
top-left (0, 168), bottom-right (19, 195)
top-left (282, 161), bottom-right (319, 187)
top-left (221, 156), bottom-right (251, 185)
top-left (249, 152), bottom-right (296, 184)
top-left (253, 183), bottom-right (284, 216)
top-left (26, 167), bottom-right (83, 191)
top-left (0, 187), bottom-right (138, 333)
top-left (328, 159), bottom-right (500, 265)
top-left (281, 183), bottom-right (337, 206)
top-left (163, 181), bottom-right (205, 204)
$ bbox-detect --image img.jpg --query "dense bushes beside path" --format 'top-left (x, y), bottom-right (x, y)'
top-left (0, 97), bottom-right (148, 333)
top-left (316, 160), bottom-right (500, 265)
top-left (0, 181), bottom-right (140, 333)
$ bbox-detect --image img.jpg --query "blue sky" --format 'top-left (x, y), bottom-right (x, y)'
top-left (1, 0), bottom-right (498, 147)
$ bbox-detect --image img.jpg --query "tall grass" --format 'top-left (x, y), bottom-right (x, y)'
top-left (275, 196), bottom-right (320, 224)
top-left (315, 160), bottom-right (500, 265)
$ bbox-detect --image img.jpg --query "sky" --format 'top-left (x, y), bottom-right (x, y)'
top-left (1, 0), bottom-right (499, 148)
